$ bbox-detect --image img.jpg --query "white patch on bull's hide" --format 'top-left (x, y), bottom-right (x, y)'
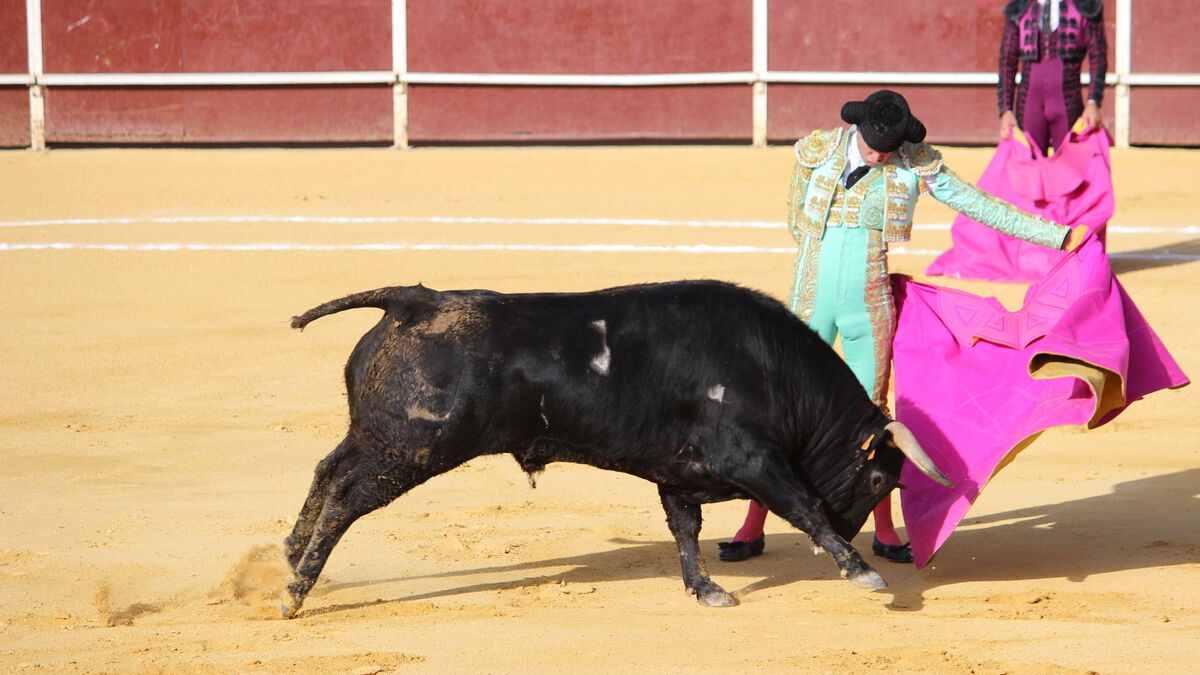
top-left (539, 395), bottom-right (550, 427)
top-left (811, 545), bottom-right (825, 556)
top-left (707, 384), bottom-right (726, 403)
top-left (406, 405), bottom-right (450, 423)
top-left (589, 320), bottom-right (611, 376)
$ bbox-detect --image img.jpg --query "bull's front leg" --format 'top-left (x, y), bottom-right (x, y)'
top-left (724, 456), bottom-right (887, 591)
top-left (658, 487), bottom-right (737, 607)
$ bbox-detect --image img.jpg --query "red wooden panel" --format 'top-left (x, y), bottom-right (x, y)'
top-left (45, 86), bottom-right (392, 143)
top-left (0, 87), bottom-right (29, 147)
top-left (1130, 88), bottom-right (1200, 146)
top-left (769, 84), bottom-right (1009, 146)
top-left (1128, 0), bottom-right (1200, 145)
top-left (1132, 2), bottom-right (1199, 73)
top-left (407, 0), bottom-right (751, 74)
top-left (42, 0), bottom-right (390, 73)
top-left (0, 0), bottom-right (27, 73)
top-left (408, 85), bottom-right (749, 142)
top-left (42, 0), bottom-right (184, 73)
top-left (180, 0), bottom-right (390, 72)
top-left (770, 0), bottom-right (1002, 73)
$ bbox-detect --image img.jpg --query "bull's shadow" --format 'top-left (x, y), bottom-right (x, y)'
top-left (298, 468), bottom-right (1198, 617)
top-left (757, 467), bottom-right (1200, 612)
top-left (1109, 236), bottom-right (1200, 274)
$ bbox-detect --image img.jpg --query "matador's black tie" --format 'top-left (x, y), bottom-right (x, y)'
top-left (845, 165), bottom-right (870, 188)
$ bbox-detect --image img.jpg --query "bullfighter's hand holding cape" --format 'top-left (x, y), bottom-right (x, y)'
top-left (893, 223), bottom-right (1188, 569)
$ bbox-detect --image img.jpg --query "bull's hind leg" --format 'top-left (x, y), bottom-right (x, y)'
top-left (723, 455), bottom-right (886, 591)
top-left (658, 487), bottom-right (737, 607)
top-left (281, 439), bottom-right (470, 618)
top-left (281, 466), bottom-right (400, 618)
top-left (283, 437), bottom-right (353, 569)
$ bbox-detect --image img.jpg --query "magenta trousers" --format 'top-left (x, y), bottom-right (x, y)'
top-left (1018, 56), bottom-right (1073, 154)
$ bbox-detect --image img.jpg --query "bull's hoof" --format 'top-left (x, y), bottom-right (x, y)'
top-left (695, 588), bottom-right (739, 607)
top-left (280, 589), bottom-right (303, 619)
top-left (849, 569), bottom-right (888, 590)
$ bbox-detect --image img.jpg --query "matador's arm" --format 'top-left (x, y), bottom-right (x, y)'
top-left (903, 142), bottom-right (1069, 249)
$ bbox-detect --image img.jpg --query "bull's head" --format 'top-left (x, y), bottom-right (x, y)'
top-left (825, 421), bottom-right (952, 541)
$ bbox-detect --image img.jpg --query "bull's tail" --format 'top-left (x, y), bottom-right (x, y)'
top-left (291, 285), bottom-right (436, 330)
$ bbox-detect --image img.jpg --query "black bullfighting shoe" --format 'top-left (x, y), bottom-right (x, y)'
top-left (872, 536), bottom-right (914, 564)
top-left (717, 535), bottom-right (765, 562)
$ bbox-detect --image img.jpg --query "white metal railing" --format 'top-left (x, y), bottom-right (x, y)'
top-left (7, 0), bottom-right (1196, 149)
top-left (38, 72), bottom-right (397, 86)
top-left (31, 70), bottom-right (1197, 89)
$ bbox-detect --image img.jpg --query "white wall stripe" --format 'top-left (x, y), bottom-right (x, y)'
top-left (22, 70), bottom-right (1200, 89)
top-left (1, 241), bottom-right (1196, 261)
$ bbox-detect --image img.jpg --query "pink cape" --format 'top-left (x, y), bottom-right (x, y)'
top-left (892, 234), bottom-right (1189, 568)
top-left (925, 127), bottom-right (1114, 283)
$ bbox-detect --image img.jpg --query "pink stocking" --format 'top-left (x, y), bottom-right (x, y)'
top-left (731, 500), bottom-right (769, 542)
top-left (872, 494), bottom-right (903, 545)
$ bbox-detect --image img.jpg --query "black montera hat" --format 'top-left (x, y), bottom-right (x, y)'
top-left (840, 90), bottom-right (927, 153)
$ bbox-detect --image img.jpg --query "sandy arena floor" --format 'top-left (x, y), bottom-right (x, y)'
top-left (0, 143), bottom-right (1197, 674)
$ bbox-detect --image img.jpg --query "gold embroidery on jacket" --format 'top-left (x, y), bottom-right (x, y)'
top-left (790, 233), bottom-right (822, 322)
top-left (796, 128), bottom-right (842, 168)
top-left (863, 229), bottom-right (896, 409)
top-left (786, 160), bottom-right (812, 244)
top-left (900, 141), bottom-right (943, 177)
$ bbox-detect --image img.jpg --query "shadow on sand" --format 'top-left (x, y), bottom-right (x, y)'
top-left (298, 469), bottom-right (1199, 618)
top-left (1110, 236), bottom-right (1200, 274)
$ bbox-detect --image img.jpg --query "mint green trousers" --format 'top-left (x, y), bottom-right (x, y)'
top-left (789, 225), bottom-right (896, 408)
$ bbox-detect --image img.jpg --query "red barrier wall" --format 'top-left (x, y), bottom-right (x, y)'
top-left (766, 0), bottom-right (1118, 144)
top-left (0, 0), bottom-right (26, 73)
top-left (37, 0), bottom-right (393, 144)
top-left (408, 0), bottom-right (750, 74)
top-left (0, 88), bottom-right (29, 147)
top-left (769, 0), bottom-right (1000, 73)
top-left (406, 0), bottom-right (751, 142)
top-left (409, 85), bottom-right (749, 142)
top-left (45, 86), bottom-right (392, 144)
top-left (766, 0), bottom-right (994, 142)
top-left (0, 1), bottom-right (1195, 147)
top-left (42, 0), bottom-right (391, 73)
top-left (0, 0), bottom-right (28, 147)
top-left (1130, 2), bottom-right (1200, 145)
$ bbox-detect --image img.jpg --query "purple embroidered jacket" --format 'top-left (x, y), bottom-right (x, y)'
top-left (998, 0), bottom-right (1108, 119)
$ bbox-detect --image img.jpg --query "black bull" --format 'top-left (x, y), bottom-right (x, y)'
top-left (280, 280), bottom-right (951, 617)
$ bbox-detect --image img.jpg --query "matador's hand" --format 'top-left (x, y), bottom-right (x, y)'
top-left (1063, 225), bottom-right (1090, 251)
top-left (1000, 111), bottom-right (1018, 140)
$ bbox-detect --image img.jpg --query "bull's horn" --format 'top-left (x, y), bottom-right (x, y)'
top-left (884, 422), bottom-right (954, 488)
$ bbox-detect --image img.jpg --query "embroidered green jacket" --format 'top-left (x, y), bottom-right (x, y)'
top-left (787, 127), bottom-right (1068, 248)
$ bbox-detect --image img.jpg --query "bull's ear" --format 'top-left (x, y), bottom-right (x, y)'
top-left (860, 433), bottom-right (876, 460)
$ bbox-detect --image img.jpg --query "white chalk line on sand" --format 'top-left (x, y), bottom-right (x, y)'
top-left (1, 215), bottom-right (784, 229)
top-left (1, 215), bottom-right (1199, 235)
top-left (2, 216), bottom-right (1197, 260)
top-left (1, 241), bottom-right (1197, 261)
